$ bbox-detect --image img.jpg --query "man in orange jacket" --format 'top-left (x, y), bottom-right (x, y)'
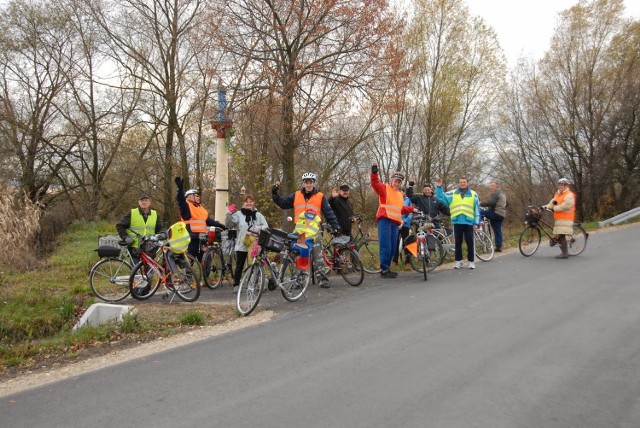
top-left (371, 161), bottom-right (415, 278)
top-left (175, 177), bottom-right (226, 260)
top-left (272, 172), bottom-right (340, 287)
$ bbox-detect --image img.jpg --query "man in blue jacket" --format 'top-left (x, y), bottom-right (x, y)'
top-left (435, 177), bottom-right (480, 269)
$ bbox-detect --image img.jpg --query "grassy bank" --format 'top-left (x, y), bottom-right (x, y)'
top-left (0, 221), bottom-right (238, 377)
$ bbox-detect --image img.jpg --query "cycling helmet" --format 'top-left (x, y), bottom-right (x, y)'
top-left (391, 172), bottom-right (405, 181)
top-left (301, 172), bottom-right (317, 182)
top-left (557, 178), bottom-right (571, 185)
top-left (185, 189), bottom-right (200, 197)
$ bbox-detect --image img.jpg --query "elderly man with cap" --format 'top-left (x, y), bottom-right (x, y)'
top-left (329, 184), bottom-right (354, 238)
top-left (116, 193), bottom-right (165, 265)
top-left (370, 161), bottom-right (415, 278)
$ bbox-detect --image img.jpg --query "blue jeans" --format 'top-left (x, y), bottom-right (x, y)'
top-left (453, 224), bottom-right (474, 262)
top-left (480, 209), bottom-right (504, 247)
top-left (377, 218), bottom-right (399, 272)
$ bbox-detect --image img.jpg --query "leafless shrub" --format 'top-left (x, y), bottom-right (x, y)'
top-left (0, 185), bottom-right (43, 271)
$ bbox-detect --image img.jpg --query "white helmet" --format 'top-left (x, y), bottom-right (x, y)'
top-left (185, 189), bottom-right (200, 197)
top-left (301, 172), bottom-right (317, 182)
top-left (557, 178), bottom-right (571, 185)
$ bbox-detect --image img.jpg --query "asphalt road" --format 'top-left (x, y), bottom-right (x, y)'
top-left (3, 225), bottom-right (640, 428)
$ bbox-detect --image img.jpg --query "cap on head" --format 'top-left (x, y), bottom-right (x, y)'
top-left (139, 193), bottom-right (151, 200)
top-left (301, 172), bottom-right (317, 182)
top-left (185, 189), bottom-right (200, 197)
top-left (391, 172), bottom-right (405, 181)
top-left (339, 184), bottom-right (350, 191)
top-left (557, 178), bottom-right (571, 185)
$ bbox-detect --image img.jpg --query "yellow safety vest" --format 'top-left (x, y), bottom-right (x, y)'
top-left (127, 209), bottom-right (158, 248)
top-left (450, 190), bottom-right (477, 220)
top-left (168, 221), bottom-right (191, 254)
top-left (294, 211), bottom-right (322, 240)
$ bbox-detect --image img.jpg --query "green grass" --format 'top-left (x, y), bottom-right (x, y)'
top-left (0, 221), bottom-right (237, 373)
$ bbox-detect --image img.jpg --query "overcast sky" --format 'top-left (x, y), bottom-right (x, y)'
top-left (466, 0), bottom-right (640, 66)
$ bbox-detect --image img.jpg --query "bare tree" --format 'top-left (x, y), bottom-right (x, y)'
top-left (216, 0), bottom-right (406, 200)
top-left (0, 0), bottom-right (79, 203)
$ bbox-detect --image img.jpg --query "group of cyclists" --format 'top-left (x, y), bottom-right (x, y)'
top-left (115, 167), bottom-right (576, 297)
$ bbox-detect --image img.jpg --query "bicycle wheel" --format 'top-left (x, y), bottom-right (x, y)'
top-left (202, 248), bottom-right (224, 289)
top-left (426, 235), bottom-right (444, 272)
top-left (129, 261), bottom-right (161, 300)
top-left (237, 263), bottom-right (264, 316)
top-left (89, 257), bottom-right (132, 302)
top-left (171, 258), bottom-right (201, 302)
top-left (519, 226), bottom-right (541, 257)
top-left (420, 242), bottom-right (428, 281)
top-left (279, 258), bottom-right (311, 302)
top-left (358, 239), bottom-right (381, 274)
top-left (567, 225), bottom-right (588, 256)
top-left (336, 248), bottom-right (364, 286)
top-left (474, 230), bottom-right (495, 261)
top-left (185, 252), bottom-right (203, 286)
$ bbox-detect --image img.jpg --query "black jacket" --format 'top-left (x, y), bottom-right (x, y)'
top-left (272, 186), bottom-right (340, 230)
top-left (406, 186), bottom-right (450, 221)
top-left (328, 195), bottom-right (353, 236)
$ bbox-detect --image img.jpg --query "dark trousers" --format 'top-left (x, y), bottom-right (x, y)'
top-left (187, 234), bottom-right (201, 261)
top-left (233, 250), bottom-right (248, 286)
top-left (480, 209), bottom-right (504, 247)
top-left (453, 224), bottom-right (475, 262)
top-left (393, 226), bottom-right (410, 263)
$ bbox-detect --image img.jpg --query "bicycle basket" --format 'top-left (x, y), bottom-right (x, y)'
top-left (141, 239), bottom-right (160, 257)
top-left (224, 228), bottom-right (237, 240)
top-left (98, 235), bottom-right (121, 248)
top-left (524, 207), bottom-right (541, 225)
top-left (258, 228), bottom-right (288, 252)
top-left (95, 246), bottom-right (121, 258)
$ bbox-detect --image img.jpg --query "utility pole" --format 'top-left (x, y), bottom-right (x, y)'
top-left (211, 87), bottom-right (233, 220)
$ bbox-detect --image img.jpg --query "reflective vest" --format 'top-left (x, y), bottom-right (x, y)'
top-left (376, 184), bottom-right (403, 224)
top-left (294, 210), bottom-right (322, 240)
top-left (450, 190), bottom-right (477, 221)
top-left (293, 191), bottom-right (324, 220)
top-left (127, 209), bottom-right (157, 248)
top-left (553, 190), bottom-right (575, 221)
top-left (168, 221), bottom-right (191, 254)
top-left (182, 201), bottom-right (208, 233)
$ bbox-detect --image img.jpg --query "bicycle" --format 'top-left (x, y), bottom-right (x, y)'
top-left (237, 227), bottom-right (311, 316)
top-left (404, 212), bottom-right (445, 278)
top-left (350, 215), bottom-right (381, 274)
top-left (128, 234), bottom-right (201, 302)
top-left (89, 235), bottom-right (136, 302)
top-left (319, 224), bottom-right (364, 286)
top-left (478, 209), bottom-right (494, 244)
top-left (200, 227), bottom-right (236, 289)
top-left (474, 218), bottom-right (495, 261)
top-left (518, 206), bottom-right (589, 257)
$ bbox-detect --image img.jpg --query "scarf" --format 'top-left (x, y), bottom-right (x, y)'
top-left (242, 207), bottom-right (257, 225)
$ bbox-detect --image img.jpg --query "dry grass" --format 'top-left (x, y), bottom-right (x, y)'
top-left (0, 185), bottom-right (43, 271)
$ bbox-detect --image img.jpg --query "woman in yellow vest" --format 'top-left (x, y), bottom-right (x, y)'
top-left (371, 162), bottom-right (415, 278)
top-left (543, 178), bottom-right (576, 259)
top-left (435, 177), bottom-right (480, 269)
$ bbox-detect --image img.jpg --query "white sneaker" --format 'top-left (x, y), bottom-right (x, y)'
top-left (468, 262), bottom-right (475, 269)
top-left (454, 261), bottom-right (463, 269)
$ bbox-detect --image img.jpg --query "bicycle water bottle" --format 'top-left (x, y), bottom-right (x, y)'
top-left (270, 261), bottom-right (279, 276)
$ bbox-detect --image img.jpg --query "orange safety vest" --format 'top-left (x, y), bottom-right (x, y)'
top-left (181, 201), bottom-right (208, 233)
top-left (553, 189), bottom-right (575, 221)
top-left (293, 191), bottom-right (324, 220)
top-left (376, 184), bottom-right (403, 224)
